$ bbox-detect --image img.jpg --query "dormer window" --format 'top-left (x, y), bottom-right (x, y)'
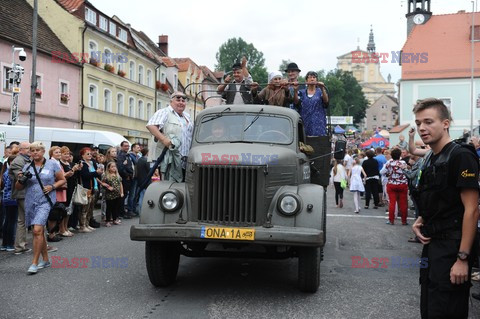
top-left (85, 7), bottom-right (96, 25)
top-left (119, 28), bottom-right (127, 42)
top-left (99, 16), bottom-right (108, 31)
top-left (109, 21), bottom-right (116, 36)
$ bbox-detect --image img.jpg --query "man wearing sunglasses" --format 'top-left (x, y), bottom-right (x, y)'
top-left (146, 91), bottom-right (194, 181)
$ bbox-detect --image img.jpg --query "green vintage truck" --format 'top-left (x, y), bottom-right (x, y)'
top-left (130, 105), bottom-right (331, 292)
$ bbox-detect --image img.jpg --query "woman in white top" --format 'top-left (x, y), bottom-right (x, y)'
top-left (330, 159), bottom-right (347, 208)
top-left (348, 158), bottom-right (366, 214)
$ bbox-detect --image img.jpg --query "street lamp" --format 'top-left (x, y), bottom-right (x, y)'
top-left (347, 105), bottom-right (354, 117)
top-left (8, 46), bottom-right (27, 125)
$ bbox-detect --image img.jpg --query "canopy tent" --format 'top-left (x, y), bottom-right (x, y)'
top-left (333, 125), bottom-right (345, 134)
top-left (378, 129), bottom-right (390, 138)
top-left (360, 133), bottom-right (389, 149)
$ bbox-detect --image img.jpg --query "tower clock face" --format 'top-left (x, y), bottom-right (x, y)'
top-left (413, 14), bottom-right (425, 25)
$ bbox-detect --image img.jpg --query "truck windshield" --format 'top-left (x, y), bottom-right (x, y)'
top-left (197, 113), bottom-right (293, 144)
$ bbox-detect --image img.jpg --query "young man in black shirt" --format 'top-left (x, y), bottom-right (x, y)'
top-left (411, 98), bottom-right (479, 319)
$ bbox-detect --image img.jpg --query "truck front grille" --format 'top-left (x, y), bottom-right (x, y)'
top-left (197, 166), bottom-right (259, 225)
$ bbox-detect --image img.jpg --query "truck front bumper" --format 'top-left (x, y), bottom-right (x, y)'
top-left (130, 223), bottom-right (324, 247)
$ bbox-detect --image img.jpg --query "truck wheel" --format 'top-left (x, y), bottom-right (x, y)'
top-left (298, 247), bottom-right (320, 293)
top-left (145, 241), bottom-right (180, 287)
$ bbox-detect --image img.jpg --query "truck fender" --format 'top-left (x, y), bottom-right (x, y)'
top-left (139, 181), bottom-right (187, 225)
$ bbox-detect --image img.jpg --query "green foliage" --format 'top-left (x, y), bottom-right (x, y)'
top-left (317, 69), bottom-right (368, 125)
top-left (215, 37), bottom-right (268, 84)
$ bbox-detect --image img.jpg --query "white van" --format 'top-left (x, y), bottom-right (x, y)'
top-left (0, 125), bottom-right (127, 158)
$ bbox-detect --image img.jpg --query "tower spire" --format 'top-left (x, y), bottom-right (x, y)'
top-left (367, 25), bottom-right (376, 53)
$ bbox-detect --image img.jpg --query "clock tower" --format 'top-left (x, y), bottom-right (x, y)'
top-left (406, 0), bottom-right (432, 36)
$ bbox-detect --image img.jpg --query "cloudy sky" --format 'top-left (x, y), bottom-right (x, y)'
top-left (95, 0), bottom-right (476, 90)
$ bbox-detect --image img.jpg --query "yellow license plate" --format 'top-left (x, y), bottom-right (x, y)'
top-left (200, 226), bottom-right (255, 241)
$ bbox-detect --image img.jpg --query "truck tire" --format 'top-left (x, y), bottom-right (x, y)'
top-left (145, 241), bottom-right (180, 287)
top-left (298, 247), bottom-right (320, 293)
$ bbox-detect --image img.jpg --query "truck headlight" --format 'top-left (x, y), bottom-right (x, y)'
top-left (159, 190), bottom-right (183, 212)
top-left (277, 193), bottom-right (301, 216)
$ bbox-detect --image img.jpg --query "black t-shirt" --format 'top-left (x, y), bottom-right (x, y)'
top-left (430, 142), bottom-right (479, 190)
top-left (424, 142), bottom-right (480, 221)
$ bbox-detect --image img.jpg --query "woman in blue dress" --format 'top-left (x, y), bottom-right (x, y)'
top-left (16, 142), bottom-right (66, 274)
top-left (298, 71), bottom-right (329, 136)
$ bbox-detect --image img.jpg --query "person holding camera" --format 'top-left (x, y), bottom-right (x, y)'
top-left (411, 98), bottom-right (479, 318)
top-left (8, 141), bottom-right (30, 255)
top-left (15, 142), bottom-right (65, 274)
top-left (78, 147), bottom-right (103, 232)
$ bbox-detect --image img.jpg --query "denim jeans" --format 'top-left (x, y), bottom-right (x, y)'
top-left (2, 205), bottom-right (18, 247)
top-left (137, 189), bottom-right (146, 214)
top-left (127, 179), bottom-right (138, 213)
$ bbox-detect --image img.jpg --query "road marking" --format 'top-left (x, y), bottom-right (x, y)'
top-left (327, 214), bottom-right (415, 220)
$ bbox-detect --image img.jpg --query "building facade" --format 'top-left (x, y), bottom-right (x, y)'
top-left (0, 1), bottom-right (81, 129)
top-left (365, 95), bottom-right (398, 131)
top-left (399, 0), bottom-right (480, 139)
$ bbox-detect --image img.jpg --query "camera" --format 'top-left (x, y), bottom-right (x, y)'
top-left (18, 49), bottom-right (27, 61)
top-left (18, 171), bottom-right (32, 185)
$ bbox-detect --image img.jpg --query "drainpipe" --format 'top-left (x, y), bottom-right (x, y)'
top-left (155, 64), bottom-right (160, 111)
top-left (80, 25), bottom-right (87, 129)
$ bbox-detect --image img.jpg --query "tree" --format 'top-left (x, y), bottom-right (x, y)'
top-left (215, 37), bottom-right (268, 84)
top-left (317, 69), bottom-right (368, 125)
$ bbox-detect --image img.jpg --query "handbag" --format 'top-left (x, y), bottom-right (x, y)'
top-left (31, 161), bottom-right (67, 222)
top-left (72, 183), bottom-right (89, 205)
top-left (340, 178), bottom-right (347, 189)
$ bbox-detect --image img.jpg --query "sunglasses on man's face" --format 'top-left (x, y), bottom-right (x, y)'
top-left (173, 96), bottom-right (187, 102)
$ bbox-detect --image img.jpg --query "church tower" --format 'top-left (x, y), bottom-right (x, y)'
top-left (366, 26), bottom-right (375, 53)
top-left (406, 0), bottom-right (432, 36)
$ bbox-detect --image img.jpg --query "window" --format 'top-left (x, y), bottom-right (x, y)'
top-left (60, 81), bottom-right (69, 105)
top-left (138, 65), bottom-right (144, 85)
top-left (173, 74), bottom-right (178, 90)
top-left (119, 28), bottom-right (127, 42)
top-left (439, 98), bottom-right (452, 111)
top-left (470, 25), bottom-right (480, 41)
top-left (138, 100), bottom-right (144, 120)
top-left (117, 93), bottom-right (124, 115)
top-left (373, 115), bottom-right (377, 121)
top-left (109, 21), bottom-right (116, 37)
top-left (157, 101), bottom-right (161, 111)
top-left (129, 97), bottom-right (135, 117)
top-left (117, 62), bottom-right (124, 73)
top-left (392, 114), bottom-right (396, 120)
top-left (2, 66), bottom-right (12, 92)
top-left (129, 61), bottom-right (135, 81)
top-left (35, 75), bottom-right (42, 99)
top-left (146, 69), bottom-right (152, 87)
top-left (381, 104), bottom-right (387, 109)
top-left (186, 78), bottom-right (190, 93)
top-left (89, 41), bottom-right (98, 62)
top-left (89, 84), bottom-right (98, 108)
top-left (99, 16), bottom-right (108, 31)
top-left (161, 72), bottom-right (166, 83)
top-left (85, 7), bottom-right (97, 25)
top-left (104, 89), bottom-right (112, 112)
top-left (104, 48), bottom-right (112, 64)
top-left (146, 103), bottom-right (152, 119)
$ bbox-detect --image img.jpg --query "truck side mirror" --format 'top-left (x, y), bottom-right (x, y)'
top-left (333, 140), bottom-right (346, 160)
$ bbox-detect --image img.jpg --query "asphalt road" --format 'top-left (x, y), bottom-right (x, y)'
top-left (1, 186), bottom-right (479, 319)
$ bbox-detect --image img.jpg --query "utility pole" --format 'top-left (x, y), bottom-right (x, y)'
top-left (8, 47), bottom-right (26, 125)
top-left (29, 0), bottom-right (38, 143)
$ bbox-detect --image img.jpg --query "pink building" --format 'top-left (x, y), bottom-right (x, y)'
top-left (0, 1), bottom-right (81, 129)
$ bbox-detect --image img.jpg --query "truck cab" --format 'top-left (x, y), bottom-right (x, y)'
top-left (130, 105), bottom-right (329, 292)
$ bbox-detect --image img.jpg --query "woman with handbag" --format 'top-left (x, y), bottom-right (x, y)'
top-left (78, 147), bottom-right (103, 233)
top-left (58, 147), bottom-right (81, 237)
top-left (46, 146), bottom-right (67, 242)
top-left (15, 142), bottom-right (66, 274)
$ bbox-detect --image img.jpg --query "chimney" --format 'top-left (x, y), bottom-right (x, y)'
top-left (158, 35), bottom-right (168, 56)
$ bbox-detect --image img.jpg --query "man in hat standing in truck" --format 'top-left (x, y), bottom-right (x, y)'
top-left (284, 62), bottom-right (303, 111)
